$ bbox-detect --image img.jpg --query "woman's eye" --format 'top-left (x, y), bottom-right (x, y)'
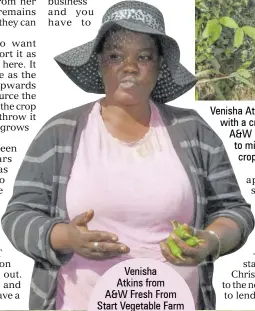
top-left (108, 53), bottom-right (123, 61)
top-left (138, 55), bottom-right (152, 61)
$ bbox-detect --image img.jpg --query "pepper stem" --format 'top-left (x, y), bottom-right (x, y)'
top-left (177, 254), bottom-right (185, 261)
top-left (170, 220), bottom-right (177, 230)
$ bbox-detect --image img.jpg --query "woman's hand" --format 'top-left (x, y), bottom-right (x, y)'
top-left (50, 209), bottom-right (130, 260)
top-left (160, 225), bottom-right (220, 266)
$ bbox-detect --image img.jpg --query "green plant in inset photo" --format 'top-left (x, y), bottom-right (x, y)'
top-left (195, 0), bottom-right (255, 100)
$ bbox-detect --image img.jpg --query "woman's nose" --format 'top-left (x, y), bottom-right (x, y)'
top-left (123, 57), bottom-right (139, 73)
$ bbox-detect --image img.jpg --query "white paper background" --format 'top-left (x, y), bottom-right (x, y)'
top-left (0, 0), bottom-right (254, 309)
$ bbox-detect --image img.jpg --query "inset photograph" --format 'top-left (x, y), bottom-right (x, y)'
top-left (195, 0), bottom-right (255, 100)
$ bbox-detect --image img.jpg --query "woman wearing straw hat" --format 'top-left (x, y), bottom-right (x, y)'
top-left (1, 1), bottom-right (253, 310)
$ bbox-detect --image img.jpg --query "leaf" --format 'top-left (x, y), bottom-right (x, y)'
top-left (212, 7), bottom-right (219, 17)
top-left (211, 24), bottom-right (222, 43)
top-left (241, 60), bottom-right (252, 69)
top-left (214, 48), bottom-right (225, 55)
top-left (196, 0), bottom-right (207, 11)
top-left (234, 28), bottom-right (244, 48)
top-left (202, 19), bottom-right (220, 38)
top-left (196, 54), bottom-right (207, 63)
top-left (235, 74), bottom-right (255, 89)
top-left (211, 57), bottom-right (221, 72)
top-left (237, 68), bottom-right (251, 79)
top-left (196, 69), bottom-right (217, 78)
top-left (225, 47), bottom-right (235, 56)
top-left (242, 26), bottom-right (255, 40)
top-left (219, 16), bottom-right (239, 29)
top-left (221, 38), bottom-right (230, 45)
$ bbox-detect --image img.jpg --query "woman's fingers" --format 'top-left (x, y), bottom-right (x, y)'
top-left (160, 225), bottom-right (218, 266)
top-left (170, 234), bottom-right (198, 257)
top-left (68, 213), bottom-right (130, 260)
top-left (160, 241), bottom-right (198, 266)
top-left (76, 241), bottom-right (130, 260)
top-left (86, 241), bottom-right (130, 254)
top-left (160, 242), bottom-right (202, 266)
top-left (160, 242), bottom-right (183, 265)
top-left (82, 230), bottom-right (119, 242)
top-left (74, 210), bottom-right (94, 226)
top-left (171, 233), bottom-right (205, 257)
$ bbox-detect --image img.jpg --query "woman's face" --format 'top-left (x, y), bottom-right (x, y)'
top-left (98, 29), bottom-right (161, 105)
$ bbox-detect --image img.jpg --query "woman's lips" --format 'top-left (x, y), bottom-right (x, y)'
top-left (119, 77), bottom-right (137, 89)
top-left (119, 81), bottom-right (136, 88)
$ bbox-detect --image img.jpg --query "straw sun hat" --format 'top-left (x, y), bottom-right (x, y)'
top-left (54, 0), bottom-right (196, 104)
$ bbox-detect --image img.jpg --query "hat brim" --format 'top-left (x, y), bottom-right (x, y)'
top-left (54, 20), bottom-right (197, 103)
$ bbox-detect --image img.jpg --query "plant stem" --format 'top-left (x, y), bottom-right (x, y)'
top-left (197, 68), bottom-right (255, 84)
top-left (197, 74), bottom-right (236, 84)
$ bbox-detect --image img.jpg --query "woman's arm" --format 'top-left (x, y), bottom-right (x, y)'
top-left (1, 118), bottom-right (73, 267)
top-left (161, 110), bottom-right (254, 265)
top-left (1, 114), bottom-right (129, 264)
top-left (204, 138), bottom-right (254, 255)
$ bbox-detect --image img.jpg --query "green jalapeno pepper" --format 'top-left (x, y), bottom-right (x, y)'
top-left (171, 220), bottom-right (192, 239)
top-left (170, 220), bottom-right (204, 247)
top-left (184, 236), bottom-right (205, 247)
top-left (167, 236), bottom-right (185, 261)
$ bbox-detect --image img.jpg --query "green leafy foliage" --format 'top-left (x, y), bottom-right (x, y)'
top-left (237, 68), bottom-right (251, 78)
top-left (242, 26), bottom-right (255, 39)
top-left (234, 28), bottom-right (244, 48)
top-left (202, 19), bottom-right (220, 38)
top-left (220, 16), bottom-right (239, 28)
top-left (195, 0), bottom-right (255, 100)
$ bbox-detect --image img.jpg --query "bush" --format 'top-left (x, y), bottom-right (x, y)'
top-left (195, 0), bottom-right (255, 100)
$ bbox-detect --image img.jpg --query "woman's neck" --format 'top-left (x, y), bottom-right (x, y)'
top-left (100, 97), bottom-right (151, 127)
